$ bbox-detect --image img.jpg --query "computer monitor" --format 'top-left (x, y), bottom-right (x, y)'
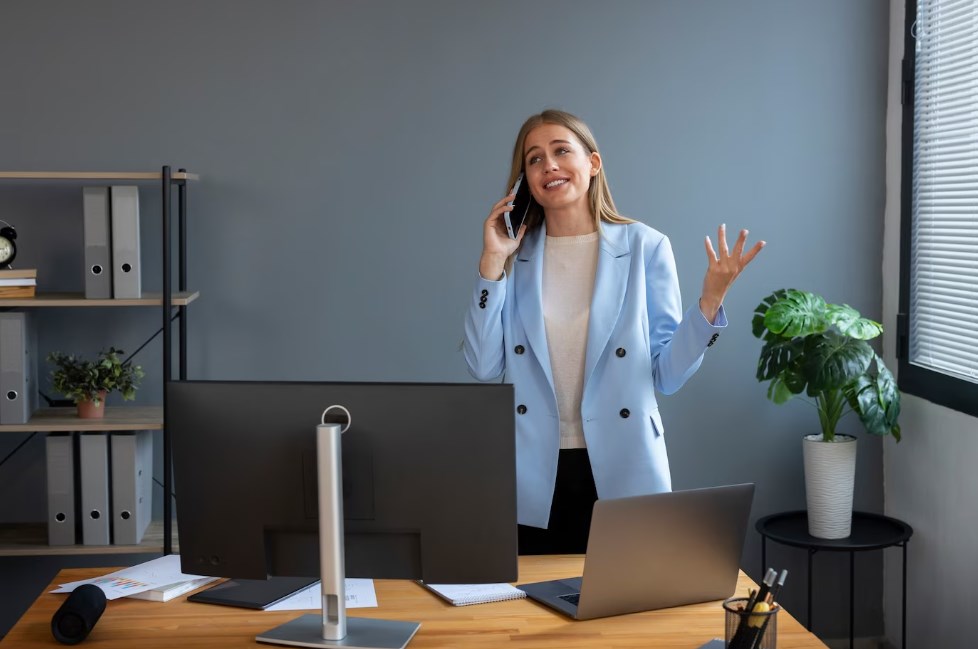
top-left (168, 380), bottom-right (518, 596)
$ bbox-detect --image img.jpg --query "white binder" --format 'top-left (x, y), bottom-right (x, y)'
top-left (0, 311), bottom-right (38, 425)
top-left (45, 433), bottom-right (77, 546)
top-left (110, 185), bottom-right (141, 298)
top-left (111, 430), bottom-right (153, 545)
top-left (82, 186), bottom-right (112, 299)
top-left (79, 432), bottom-right (111, 545)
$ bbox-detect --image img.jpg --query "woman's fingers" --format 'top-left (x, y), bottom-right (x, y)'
top-left (704, 236), bottom-right (718, 263)
top-left (491, 194), bottom-right (516, 216)
top-left (708, 225), bottom-right (764, 268)
top-left (740, 240), bottom-right (766, 267)
top-left (483, 193), bottom-right (523, 259)
top-left (732, 229), bottom-right (748, 258)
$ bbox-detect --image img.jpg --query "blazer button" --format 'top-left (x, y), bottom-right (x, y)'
top-left (616, 347), bottom-right (626, 358)
top-left (517, 404), bottom-right (527, 415)
top-left (619, 408), bottom-right (630, 418)
top-left (479, 303), bottom-right (486, 309)
top-left (481, 289), bottom-right (489, 296)
top-left (515, 345), bottom-right (525, 355)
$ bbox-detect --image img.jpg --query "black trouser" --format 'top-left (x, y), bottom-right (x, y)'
top-left (517, 448), bottom-right (598, 555)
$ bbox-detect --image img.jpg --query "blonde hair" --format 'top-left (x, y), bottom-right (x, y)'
top-left (507, 109), bottom-right (634, 234)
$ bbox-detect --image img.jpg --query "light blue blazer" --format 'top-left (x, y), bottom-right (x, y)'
top-left (463, 221), bottom-right (726, 528)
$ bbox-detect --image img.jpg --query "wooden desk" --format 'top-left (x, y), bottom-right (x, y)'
top-left (3, 556), bottom-right (828, 648)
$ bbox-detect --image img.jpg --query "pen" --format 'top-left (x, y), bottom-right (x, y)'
top-left (753, 568), bottom-right (778, 606)
top-left (730, 568), bottom-right (776, 649)
top-left (747, 569), bottom-right (788, 649)
top-left (766, 569), bottom-right (788, 605)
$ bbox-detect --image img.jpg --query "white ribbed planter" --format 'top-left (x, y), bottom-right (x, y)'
top-left (802, 434), bottom-right (857, 539)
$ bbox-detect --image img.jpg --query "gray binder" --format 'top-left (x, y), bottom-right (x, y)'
top-left (0, 311), bottom-right (38, 425)
top-left (110, 185), bottom-right (141, 298)
top-left (111, 430), bottom-right (153, 545)
top-left (79, 432), bottom-right (111, 545)
top-left (82, 186), bottom-right (112, 299)
top-left (45, 433), bottom-right (77, 546)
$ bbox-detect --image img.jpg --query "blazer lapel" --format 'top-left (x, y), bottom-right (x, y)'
top-left (514, 225), bottom-right (555, 394)
top-left (584, 224), bottom-right (630, 387)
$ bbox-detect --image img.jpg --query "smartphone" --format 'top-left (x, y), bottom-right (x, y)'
top-left (504, 173), bottom-right (535, 239)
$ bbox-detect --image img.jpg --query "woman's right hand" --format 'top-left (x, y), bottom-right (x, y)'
top-left (480, 193), bottom-right (526, 280)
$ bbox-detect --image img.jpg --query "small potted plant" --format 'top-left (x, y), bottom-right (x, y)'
top-left (47, 347), bottom-right (144, 419)
top-left (753, 289), bottom-right (901, 539)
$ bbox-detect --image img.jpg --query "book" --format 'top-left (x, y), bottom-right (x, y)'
top-left (0, 285), bottom-right (35, 298)
top-left (0, 278), bottom-right (35, 286)
top-left (0, 268), bottom-right (37, 279)
top-left (127, 576), bottom-right (219, 602)
top-left (418, 581), bottom-right (527, 606)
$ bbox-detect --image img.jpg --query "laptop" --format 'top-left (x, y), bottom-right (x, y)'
top-left (519, 483), bottom-right (754, 620)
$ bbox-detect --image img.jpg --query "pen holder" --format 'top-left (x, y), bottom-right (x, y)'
top-left (723, 596), bottom-right (778, 649)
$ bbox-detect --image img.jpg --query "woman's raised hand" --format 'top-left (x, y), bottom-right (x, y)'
top-left (699, 224), bottom-right (765, 322)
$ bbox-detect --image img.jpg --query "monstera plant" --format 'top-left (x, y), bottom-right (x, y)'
top-left (753, 288), bottom-right (901, 441)
top-left (752, 288), bottom-right (901, 538)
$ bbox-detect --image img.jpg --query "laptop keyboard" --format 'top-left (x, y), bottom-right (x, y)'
top-left (558, 593), bottom-right (581, 606)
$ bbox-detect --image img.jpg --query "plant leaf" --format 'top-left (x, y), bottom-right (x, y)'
top-left (845, 356), bottom-right (902, 439)
top-left (826, 303), bottom-right (883, 340)
top-left (756, 337), bottom-right (804, 382)
top-left (752, 289), bottom-right (789, 339)
top-left (782, 363), bottom-right (808, 395)
top-left (767, 375), bottom-right (796, 404)
top-left (803, 332), bottom-right (874, 393)
top-left (764, 289), bottom-right (828, 338)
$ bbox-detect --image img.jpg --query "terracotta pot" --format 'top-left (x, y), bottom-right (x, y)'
top-left (76, 392), bottom-right (108, 419)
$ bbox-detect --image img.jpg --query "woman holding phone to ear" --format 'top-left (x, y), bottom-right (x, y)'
top-left (463, 109), bottom-right (765, 555)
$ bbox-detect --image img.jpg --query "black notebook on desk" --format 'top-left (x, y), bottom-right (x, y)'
top-left (187, 576), bottom-right (318, 610)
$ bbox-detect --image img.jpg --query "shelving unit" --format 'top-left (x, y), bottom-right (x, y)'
top-left (0, 167), bottom-right (195, 557)
top-left (0, 520), bottom-right (178, 556)
top-left (0, 292), bottom-right (199, 308)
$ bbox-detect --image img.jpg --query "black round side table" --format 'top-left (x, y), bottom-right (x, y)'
top-left (756, 511), bottom-right (912, 649)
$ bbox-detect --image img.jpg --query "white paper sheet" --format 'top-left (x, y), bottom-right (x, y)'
top-left (265, 579), bottom-right (377, 611)
top-left (51, 555), bottom-right (209, 600)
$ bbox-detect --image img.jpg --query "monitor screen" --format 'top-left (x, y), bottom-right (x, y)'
top-left (168, 381), bottom-right (518, 589)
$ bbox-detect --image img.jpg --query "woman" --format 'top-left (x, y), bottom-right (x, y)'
top-left (463, 109), bottom-right (764, 554)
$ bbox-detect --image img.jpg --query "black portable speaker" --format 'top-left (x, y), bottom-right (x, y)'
top-left (51, 583), bottom-right (106, 644)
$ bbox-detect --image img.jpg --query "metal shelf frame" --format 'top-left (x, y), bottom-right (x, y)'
top-left (161, 165), bottom-right (190, 555)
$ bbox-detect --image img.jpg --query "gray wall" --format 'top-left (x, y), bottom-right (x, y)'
top-left (0, 0), bottom-right (892, 642)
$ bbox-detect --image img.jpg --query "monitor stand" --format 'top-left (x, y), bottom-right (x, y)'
top-left (256, 422), bottom-right (421, 649)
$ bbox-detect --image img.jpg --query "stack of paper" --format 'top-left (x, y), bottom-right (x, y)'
top-left (50, 555), bottom-right (380, 609)
top-left (51, 555), bottom-right (215, 602)
top-left (128, 576), bottom-right (219, 602)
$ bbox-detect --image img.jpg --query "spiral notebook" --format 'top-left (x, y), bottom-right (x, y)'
top-left (419, 581), bottom-right (526, 606)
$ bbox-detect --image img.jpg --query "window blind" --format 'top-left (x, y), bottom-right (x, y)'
top-left (910, 0), bottom-right (978, 383)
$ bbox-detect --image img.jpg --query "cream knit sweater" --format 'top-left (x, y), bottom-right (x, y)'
top-left (542, 232), bottom-right (599, 449)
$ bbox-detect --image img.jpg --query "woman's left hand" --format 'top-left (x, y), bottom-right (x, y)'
top-left (699, 224), bottom-right (765, 323)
